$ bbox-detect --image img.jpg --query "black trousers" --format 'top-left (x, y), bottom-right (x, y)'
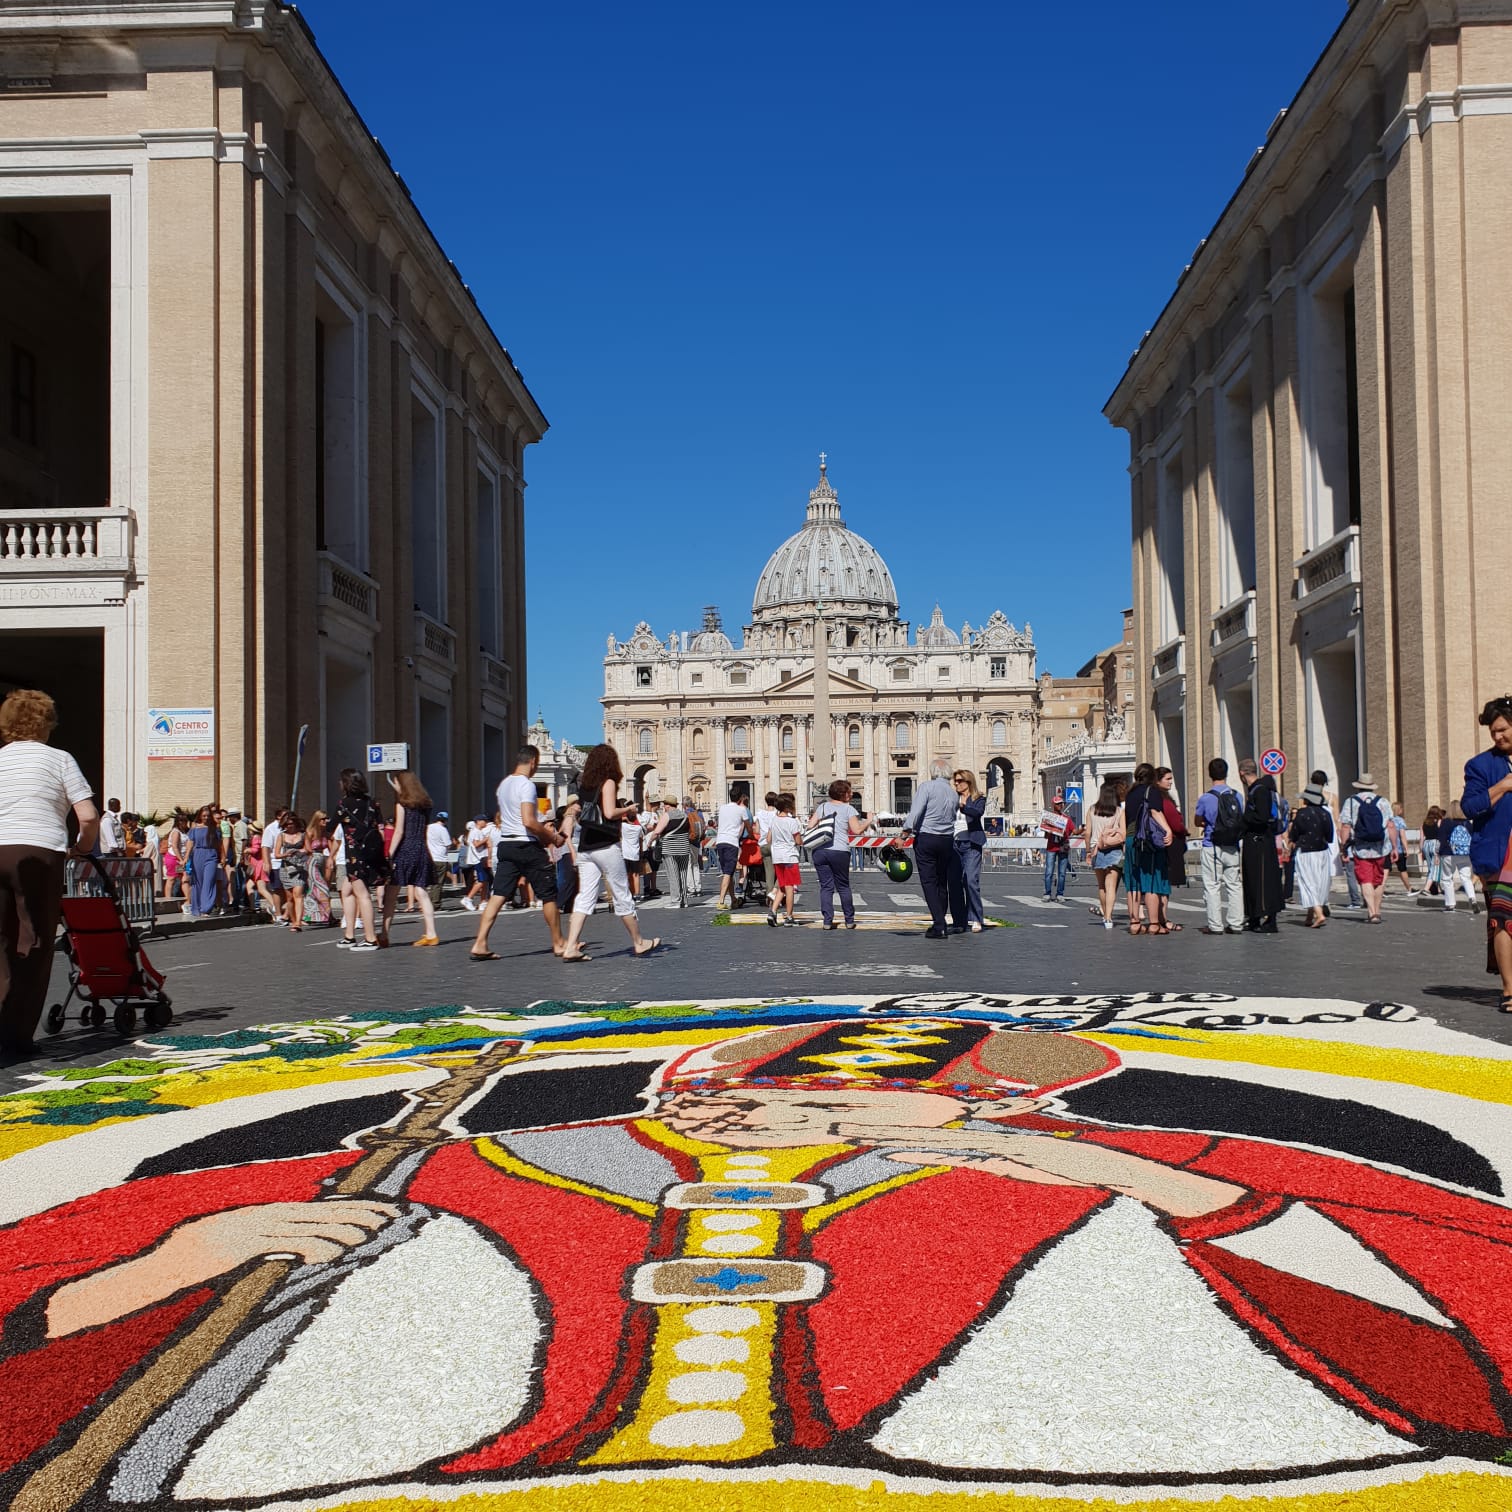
top-left (0, 845), bottom-right (65, 1050)
top-left (915, 832), bottom-right (965, 931)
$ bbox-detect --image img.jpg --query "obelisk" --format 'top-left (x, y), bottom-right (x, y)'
top-left (812, 561), bottom-right (832, 807)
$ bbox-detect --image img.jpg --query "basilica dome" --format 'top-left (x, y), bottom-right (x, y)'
top-left (750, 459), bottom-right (899, 621)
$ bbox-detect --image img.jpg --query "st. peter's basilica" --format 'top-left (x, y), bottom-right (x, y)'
top-left (601, 461), bottom-right (1042, 816)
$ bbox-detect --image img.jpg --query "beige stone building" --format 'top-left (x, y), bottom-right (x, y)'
top-left (1106, 0), bottom-right (1512, 812)
top-left (0, 0), bottom-right (544, 819)
top-left (602, 461), bottom-right (1042, 817)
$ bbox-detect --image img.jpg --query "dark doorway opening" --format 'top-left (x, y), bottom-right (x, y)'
top-left (0, 628), bottom-right (105, 795)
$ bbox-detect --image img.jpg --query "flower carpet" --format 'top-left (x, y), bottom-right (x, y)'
top-left (2, 989), bottom-right (1511, 1512)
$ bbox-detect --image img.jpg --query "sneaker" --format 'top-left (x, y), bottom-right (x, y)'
top-left (337, 936), bottom-right (356, 949)
top-left (461, 897), bottom-right (478, 912)
top-left (1103, 919), bottom-right (1114, 930)
top-left (350, 940), bottom-right (379, 952)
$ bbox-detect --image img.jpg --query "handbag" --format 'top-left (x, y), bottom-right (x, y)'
top-left (578, 795), bottom-right (620, 849)
top-left (801, 811), bottom-right (836, 850)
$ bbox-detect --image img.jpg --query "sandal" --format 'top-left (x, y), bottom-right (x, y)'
top-left (468, 951), bottom-right (500, 962)
top-left (1148, 923), bottom-right (1171, 935)
top-left (1500, 995), bottom-right (1512, 1015)
top-left (1127, 922), bottom-right (1147, 935)
top-left (560, 950), bottom-right (592, 963)
top-left (633, 938), bottom-right (661, 956)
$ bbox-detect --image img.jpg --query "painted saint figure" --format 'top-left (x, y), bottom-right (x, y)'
top-left (3, 1010), bottom-right (1512, 1505)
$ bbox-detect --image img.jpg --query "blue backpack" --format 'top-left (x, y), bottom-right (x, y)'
top-left (1448, 820), bottom-right (1472, 857)
top-left (1352, 795), bottom-right (1386, 847)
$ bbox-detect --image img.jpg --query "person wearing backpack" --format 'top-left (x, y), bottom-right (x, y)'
top-left (1439, 800), bottom-right (1477, 912)
top-left (1339, 773), bottom-right (1397, 924)
top-left (1193, 757), bottom-right (1244, 935)
top-left (1286, 785), bottom-right (1336, 927)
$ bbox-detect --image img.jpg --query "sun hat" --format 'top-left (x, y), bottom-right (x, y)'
top-left (436, 810), bottom-right (448, 820)
top-left (1302, 786), bottom-right (1325, 806)
top-left (1352, 773), bottom-right (1378, 791)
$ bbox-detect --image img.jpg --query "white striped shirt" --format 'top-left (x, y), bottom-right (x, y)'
top-left (0, 740), bottom-right (93, 851)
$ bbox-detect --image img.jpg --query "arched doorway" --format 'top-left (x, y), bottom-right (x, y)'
top-left (632, 763), bottom-right (658, 806)
top-left (985, 758), bottom-right (1015, 817)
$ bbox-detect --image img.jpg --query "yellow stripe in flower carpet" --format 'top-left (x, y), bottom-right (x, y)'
top-left (303, 1467), bottom-right (1512, 1511)
top-left (1083, 1030), bottom-right (1512, 1106)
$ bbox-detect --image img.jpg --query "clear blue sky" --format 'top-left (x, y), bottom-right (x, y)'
top-left (302, 0), bottom-right (1344, 744)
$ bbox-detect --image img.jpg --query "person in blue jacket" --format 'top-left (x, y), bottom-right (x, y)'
top-left (1461, 694), bottom-right (1512, 1012)
top-left (951, 769), bottom-right (988, 932)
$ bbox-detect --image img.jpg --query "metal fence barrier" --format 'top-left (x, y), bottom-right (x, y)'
top-left (64, 856), bottom-right (158, 933)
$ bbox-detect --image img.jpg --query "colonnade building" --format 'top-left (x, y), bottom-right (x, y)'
top-left (0, 0), bottom-right (544, 819)
top-left (1105, 0), bottom-right (1512, 811)
top-left (602, 462), bottom-right (1041, 817)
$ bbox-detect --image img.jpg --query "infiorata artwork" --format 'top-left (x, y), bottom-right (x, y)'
top-left (2, 991), bottom-right (1510, 1511)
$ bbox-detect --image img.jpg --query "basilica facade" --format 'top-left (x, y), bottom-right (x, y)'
top-left (602, 462), bottom-right (1040, 816)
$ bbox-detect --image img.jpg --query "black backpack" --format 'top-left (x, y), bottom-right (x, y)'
top-left (1209, 788), bottom-right (1244, 847)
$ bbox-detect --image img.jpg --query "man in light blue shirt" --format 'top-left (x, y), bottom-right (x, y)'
top-left (904, 761), bottom-right (966, 938)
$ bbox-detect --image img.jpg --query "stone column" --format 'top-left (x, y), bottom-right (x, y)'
top-left (794, 716), bottom-right (809, 803)
top-left (711, 717), bottom-right (727, 800)
top-left (767, 716), bottom-right (782, 792)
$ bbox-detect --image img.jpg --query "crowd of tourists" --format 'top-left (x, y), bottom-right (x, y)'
top-left (1, 684), bottom-right (1510, 1053)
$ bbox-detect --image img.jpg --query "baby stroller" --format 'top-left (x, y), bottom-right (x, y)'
top-left (47, 856), bottom-right (173, 1036)
top-left (736, 835), bottom-right (769, 908)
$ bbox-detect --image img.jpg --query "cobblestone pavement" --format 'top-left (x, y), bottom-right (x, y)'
top-left (6, 861), bottom-right (1503, 1089)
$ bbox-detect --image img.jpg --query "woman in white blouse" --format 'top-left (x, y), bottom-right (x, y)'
top-left (0, 689), bottom-right (99, 1052)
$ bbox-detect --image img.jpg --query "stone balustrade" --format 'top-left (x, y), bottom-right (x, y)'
top-left (0, 507), bottom-right (132, 572)
top-left (1294, 525), bottom-right (1361, 609)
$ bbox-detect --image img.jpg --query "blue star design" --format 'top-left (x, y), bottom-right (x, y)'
top-left (695, 1266), bottom-right (769, 1292)
top-left (708, 1186), bottom-right (771, 1203)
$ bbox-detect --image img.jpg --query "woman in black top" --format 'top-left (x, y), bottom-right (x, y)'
top-left (327, 767), bottom-right (391, 951)
top-left (1286, 786), bottom-right (1335, 928)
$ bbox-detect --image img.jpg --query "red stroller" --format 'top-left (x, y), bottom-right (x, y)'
top-left (47, 857), bottom-right (173, 1036)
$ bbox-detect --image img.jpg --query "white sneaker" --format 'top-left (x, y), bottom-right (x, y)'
top-left (1103, 920), bottom-right (1114, 930)
top-left (461, 897), bottom-right (478, 912)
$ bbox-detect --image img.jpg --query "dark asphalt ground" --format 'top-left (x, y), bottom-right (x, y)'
top-left (4, 859), bottom-right (1506, 1091)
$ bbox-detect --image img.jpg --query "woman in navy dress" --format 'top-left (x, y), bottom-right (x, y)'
top-left (388, 770), bottom-right (439, 946)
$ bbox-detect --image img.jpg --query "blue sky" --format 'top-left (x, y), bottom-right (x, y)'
top-left (302, 1), bottom-right (1343, 743)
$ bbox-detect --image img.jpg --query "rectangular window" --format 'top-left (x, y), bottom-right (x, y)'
top-left (730, 671), bottom-right (748, 686)
top-left (936, 665), bottom-right (949, 680)
top-left (892, 664), bottom-right (910, 681)
top-left (846, 665), bottom-right (859, 681)
top-left (691, 672), bottom-right (703, 686)
top-left (636, 665), bottom-right (652, 687)
top-left (10, 345), bottom-right (38, 447)
top-left (475, 468), bottom-right (501, 657)
top-left (410, 393), bottom-right (444, 620)
top-left (990, 656), bottom-right (1006, 679)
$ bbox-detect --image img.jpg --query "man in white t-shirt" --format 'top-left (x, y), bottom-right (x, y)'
top-left (620, 804), bottom-right (645, 898)
top-left (98, 798), bottom-right (125, 856)
top-left (460, 817), bottom-right (490, 911)
top-left (425, 810), bottom-right (452, 906)
top-left (755, 791), bottom-right (778, 897)
top-left (714, 785), bottom-right (752, 910)
top-left (470, 746), bottom-right (564, 960)
top-left (261, 809), bottom-right (287, 906)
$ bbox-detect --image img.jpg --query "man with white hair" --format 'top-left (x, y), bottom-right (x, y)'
top-left (904, 759), bottom-right (967, 938)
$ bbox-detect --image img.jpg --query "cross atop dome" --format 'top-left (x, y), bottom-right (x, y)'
top-left (806, 451), bottom-right (843, 526)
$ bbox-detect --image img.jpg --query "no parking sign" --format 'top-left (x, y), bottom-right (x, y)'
top-left (1261, 748), bottom-right (1287, 777)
